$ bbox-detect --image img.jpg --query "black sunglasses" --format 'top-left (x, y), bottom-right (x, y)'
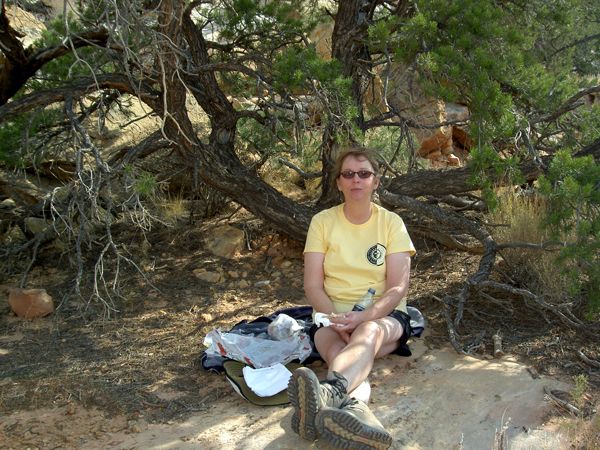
top-left (340, 170), bottom-right (374, 179)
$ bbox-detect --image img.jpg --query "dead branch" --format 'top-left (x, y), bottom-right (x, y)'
top-left (381, 189), bottom-right (500, 353)
top-left (492, 331), bottom-right (505, 358)
top-left (475, 280), bottom-right (600, 337)
top-left (531, 85), bottom-right (600, 125)
top-left (278, 158), bottom-right (322, 179)
top-left (576, 350), bottom-right (600, 369)
top-left (544, 386), bottom-right (581, 416)
top-left (466, 330), bottom-right (486, 354)
top-left (440, 194), bottom-right (487, 211)
top-left (0, 74), bottom-right (162, 123)
top-left (497, 241), bottom-right (567, 252)
top-left (407, 225), bottom-right (484, 253)
top-left (443, 306), bottom-right (467, 355)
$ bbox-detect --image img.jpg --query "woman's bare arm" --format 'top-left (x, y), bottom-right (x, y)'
top-left (303, 252), bottom-right (338, 314)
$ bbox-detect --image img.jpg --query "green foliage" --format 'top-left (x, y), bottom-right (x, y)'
top-left (235, 116), bottom-right (288, 163)
top-left (123, 165), bottom-right (158, 198)
top-left (572, 374), bottom-right (589, 413)
top-left (538, 150), bottom-right (600, 315)
top-left (0, 108), bottom-right (63, 167)
top-left (273, 45), bottom-right (342, 92)
top-left (29, 14), bottom-right (111, 92)
top-left (363, 127), bottom-right (414, 173)
top-left (0, 115), bottom-right (31, 167)
top-left (467, 145), bottom-right (524, 211)
top-left (209, 0), bottom-right (316, 51)
top-left (0, 11), bottom-right (117, 168)
top-left (381, 0), bottom-right (534, 129)
top-left (367, 0), bottom-right (598, 171)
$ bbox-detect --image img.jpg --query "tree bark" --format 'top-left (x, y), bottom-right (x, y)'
top-left (0, 3), bottom-right (109, 106)
top-left (154, 1), bottom-right (317, 242)
top-left (384, 142), bottom-right (600, 199)
top-left (317, 0), bottom-right (373, 207)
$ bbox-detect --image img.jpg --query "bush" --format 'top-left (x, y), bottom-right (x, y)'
top-left (538, 150), bottom-right (600, 317)
top-left (489, 188), bottom-right (572, 305)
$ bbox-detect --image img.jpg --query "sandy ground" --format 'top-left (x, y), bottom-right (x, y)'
top-left (1, 330), bottom-right (573, 450)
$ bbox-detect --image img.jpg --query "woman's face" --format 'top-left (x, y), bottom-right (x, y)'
top-left (336, 155), bottom-right (379, 203)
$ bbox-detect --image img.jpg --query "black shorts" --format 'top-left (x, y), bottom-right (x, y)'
top-left (309, 309), bottom-right (413, 357)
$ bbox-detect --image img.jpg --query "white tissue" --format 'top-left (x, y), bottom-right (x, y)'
top-left (314, 312), bottom-right (344, 327)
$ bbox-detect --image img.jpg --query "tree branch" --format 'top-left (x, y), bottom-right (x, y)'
top-left (0, 5), bottom-right (111, 106)
top-left (530, 86), bottom-right (600, 124)
top-left (0, 74), bottom-right (161, 123)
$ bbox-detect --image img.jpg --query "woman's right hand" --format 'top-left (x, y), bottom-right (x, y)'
top-left (331, 326), bottom-right (352, 344)
top-left (329, 310), bottom-right (363, 338)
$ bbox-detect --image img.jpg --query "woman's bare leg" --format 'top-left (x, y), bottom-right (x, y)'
top-left (314, 317), bottom-right (404, 394)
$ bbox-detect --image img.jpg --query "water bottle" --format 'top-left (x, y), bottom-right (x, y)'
top-left (352, 288), bottom-right (375, 311)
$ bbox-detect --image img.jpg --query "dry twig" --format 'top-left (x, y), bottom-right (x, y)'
top-left (577, 350), bottom-right (600, 369)
top-left (544, 386), bottom-right (580, 416)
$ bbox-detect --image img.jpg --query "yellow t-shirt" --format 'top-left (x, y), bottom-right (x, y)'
top-left (304, 203), bottom-right (416, 313)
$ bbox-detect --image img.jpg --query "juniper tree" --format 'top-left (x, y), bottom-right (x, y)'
top-left (1, 0), bottom-right (599, 340)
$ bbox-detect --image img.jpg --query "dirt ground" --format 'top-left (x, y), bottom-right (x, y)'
top-left (1, 209), bottom-right (598, 450)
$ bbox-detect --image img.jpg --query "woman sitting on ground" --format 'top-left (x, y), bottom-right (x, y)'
top-left (287, 147), bottom-right (416, 450)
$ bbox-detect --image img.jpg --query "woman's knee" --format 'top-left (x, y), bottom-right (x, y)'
top-left (352, 321), bottom-right (384, 342)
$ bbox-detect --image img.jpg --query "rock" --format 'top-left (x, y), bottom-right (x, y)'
top-left (0, 175), bottom-right (46, 205)
top-left (417, 133), bottom-right (453, 158)
top-left (425, 149), bottom-right (442, 159)
top-left (8, 288), bottom-right (54, 318)
top-left (267, 244), bottom-right (282, 256)
top-left (447, 154), bottom-right (460, 166)
top-left (445, 102), bottom-right (470, 121)
top-left (200, 313), bottom-right (213, 322)
top-left (23, 217), bottom-right (58, 245)
top-left (206, 225), bottom-right (245, 258)
top-left (271, 256), bottom-right (285, 266)
top-left (384, 63), bottom-right (473, 166)
top-left (452, 126), bottom-right (472, 150)
top-left (5, 4), bottom-right (47, 49)
top-left (309, 22), bottom-right (334, 61)
top-left (195, 271), bottom-right (221, 283)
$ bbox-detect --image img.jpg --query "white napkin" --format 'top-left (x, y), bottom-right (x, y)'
top-left (242, 363), bottom-right (292, 397)
top-left (314, 312), bottom-right (344, 327)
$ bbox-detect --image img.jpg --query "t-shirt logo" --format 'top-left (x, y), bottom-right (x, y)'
top-left (366, 244), bottom-right (386, 266)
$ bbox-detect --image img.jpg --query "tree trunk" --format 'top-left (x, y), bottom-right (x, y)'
top-left (386, 141), bottom-right (600, 199)
top-left (317, 0), bottom-right (373, 207)
top-left (154, 1), bottom-right (317, 242)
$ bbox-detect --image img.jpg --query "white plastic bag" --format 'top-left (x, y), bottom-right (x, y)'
top-left (267, 314), bottom-right (304, 340)
top-left (203, 327), bottom-right (312, 368)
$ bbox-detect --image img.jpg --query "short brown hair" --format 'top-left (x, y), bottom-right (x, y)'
top-left (332, 147), bottom-right (380, 189)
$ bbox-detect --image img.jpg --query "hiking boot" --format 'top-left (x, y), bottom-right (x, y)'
top-left (287, 368), bottom-right (349, 441)
top-left (315, 397), bottom-right (393, 450)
